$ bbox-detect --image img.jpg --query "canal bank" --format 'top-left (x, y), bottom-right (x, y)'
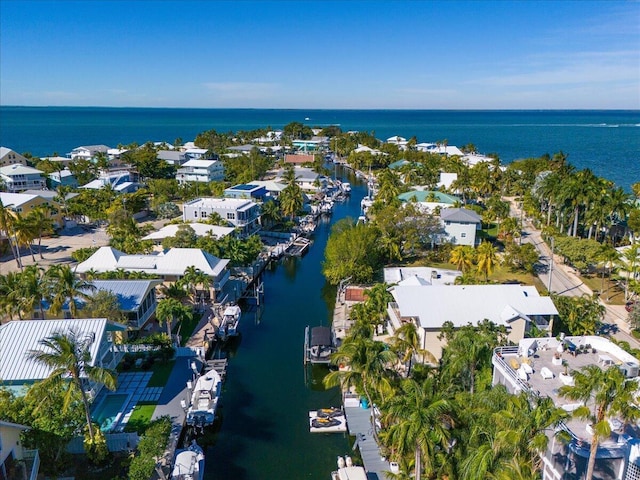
top-left (203, 166), bottom-right (366, 480)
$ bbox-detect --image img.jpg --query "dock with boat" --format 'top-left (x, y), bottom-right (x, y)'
top-left (285, 236), bottom-right (311, 257)
top-left (304, 325), bottom-right (337, 364)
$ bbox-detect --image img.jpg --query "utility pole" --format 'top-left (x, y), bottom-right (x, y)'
top-left (547, 236), bottom-right (555, 293)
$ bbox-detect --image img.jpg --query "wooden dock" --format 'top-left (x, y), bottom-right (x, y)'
top-left (204, 359), bottom-right (228, 381)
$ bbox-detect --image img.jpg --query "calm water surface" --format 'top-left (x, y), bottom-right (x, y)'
top-left (205, 168), bottom-right (364, 479)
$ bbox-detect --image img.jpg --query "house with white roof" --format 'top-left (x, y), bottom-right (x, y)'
top-left (0, 191), bottom-right (65, 228)
top-left (0, 420), bottom-right (40, 480)
top-left (273, 167), bottom-right (328, 193)
top-left (254, 130), bottom-right (283, 143)
top-left (440, 207), bottom-right (482, 246)
top-left (398, 189), bottom-right (460, 214)
top-left (182, 197), bottom-right (260, 236)
top-left (0, 147), bottom-right (27, 167)
top-left (75, 247), bottom-right (231, 293)
top-left (48, 167), bottom-right (78, 188)
top-left (142, 223), bottom-right (235, 246)
top-left (247, 180), bottom-right (287, 199)
top-left (68, 145), bottom-right (110, 160)
top-left (383, 266), bottom-right (462, 286)
top-left (387, 283), bottom-right (558, 360)
top-left (0, 318), bottom-right (126, 398)
top-left (353, 144), bottom-right (382, 155)
top-left (176, 159), bottom-right (224, 183)
top-left (0, 164), bottom-right (45, 192)
top-left (493, 335), bottom-right (640, 480)
top-left (158, 150), bottom-right (187, 166)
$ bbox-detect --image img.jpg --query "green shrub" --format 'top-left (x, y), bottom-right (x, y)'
top-left (127, 416), bottom-right (172, 479)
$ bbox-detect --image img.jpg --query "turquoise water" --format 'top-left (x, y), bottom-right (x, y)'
top-left (91, 393), bottom-right (128, 432)
top-left (1, 107), bottom-right (638, 190)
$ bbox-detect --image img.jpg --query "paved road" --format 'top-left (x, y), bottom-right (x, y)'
top-left (507, 198), bottom-right (639, 348)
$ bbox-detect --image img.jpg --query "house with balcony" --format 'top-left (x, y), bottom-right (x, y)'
top-left (75, 247), bottom-right (231, 295)
top-left (0, 318), bottom-right (126, 398)
top-left (387, 283), bottom-right (558, 361)
top-left (157, 150), bottom-right (187, 166)
top-left (0, 191), bottom-right (65, 228)
top-left (79, 169), bottom-right (140, 193)
top-left (68, 145), bottom-right (110, 161)
top-left (492, 335), bottom-right (640, 480)
top-left (176, 159), bottom-right (224, 183)
top-left (0, 421), bottom-right (40, 480)
top-left (0, 164), bottom-right (46, 192)
top-left (224, 184), bottom-right (267, 201)
top-left (0, 147), bottom-right (27, 167)
top-left (183, 197), bottom-right (261, 237)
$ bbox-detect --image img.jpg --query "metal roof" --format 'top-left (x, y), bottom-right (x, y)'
top-left (91, 280), bottom-right (161, 312)
top-left (440, 207), bottom-right (482, 223)
top-left (0, 318), bottom-right (124, 383)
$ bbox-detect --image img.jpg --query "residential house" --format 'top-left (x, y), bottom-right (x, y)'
top-left (183, 148), bottom-right (209, 160)
top-left (274, 167), bottom-right (328, 192)
top-left (0, 147), bottom-right (27, 167)
top-left (75, 247), bottom-right (231, 294)
top-left (492, 335), bottom-right (640, 480)
top-left (247, 180), bottom-right (287, 199)
top-left (157, 150), bottom-right (187, 166)
top-left (353, 144), bottom-right (382, 155)
top-left (176, 159), bottom-right (224, 183)
top-left (440, 207), bottom-right (482, 246)
top-left (284, 153), bottom-right (315, 165)
top-left (383, 266), bottom-right (462, 286)
top-left (292, 136), bottom-right (328, 152)
top-left (90, 280), bottom-right (162, 330)
top-left (142, 223), bottom-right (235, 247)
top-left (387, 283), bottom-right (558, 360)
top-left (68, 145), bottom-right (110, 161)
top-left (386, 135), bottom-right (408, 149)
top-left (47, 168), bottom-right (78, 188)
top-left (0, 318), bottom-right (126, 398)
top-left (182, 197), bottom-right (260, 236)
top-left (0, 421), bottom-right (40, 480)
top-left (0, 164), bottom-right (45, 192)
top-left (80, 170), bottom-right (140, 193)
top-left (397, 190), bottom-right (460, 213)
top-left (0, 192), bottom-right (65, 228)
top-left (224, 184), bottom-right (267, 201)
top-left (253, 130), bottom-right (283, 143)
top-left (40, 155), bottom-right (74, 168)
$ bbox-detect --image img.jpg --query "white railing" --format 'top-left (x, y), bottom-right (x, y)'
top-left (22, 449), bottom-right (40, 480)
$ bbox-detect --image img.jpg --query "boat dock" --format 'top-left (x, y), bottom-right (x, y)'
top-left (204, 358), bottom-right (228, 381)
top-left (343, 394), bottom-right (392, 480)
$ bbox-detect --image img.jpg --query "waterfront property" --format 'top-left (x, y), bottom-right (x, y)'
top-left (182, 197), bottom-right (261, 237)
top-left (176, 159), bottom-right (224, 183)
top-left (492, 336), bottom-right (640, 480)
top-left (0, 318), bottom-right (126, 398)
top-left (0, 147), bottom-right (28, 167)
top-left (79, 169), bottom-right (140, 193)
top-left (383, 266), bottom-right (462, 286)
top-left (397, 189), bottom-right (460, 213)
top-left (68, 144), bottom-right (110, 160)
top-left (75, 247), bottom-right (231, 293)
top-left (90, 280), bottom-right (162, 330)
top-left (0, 420), bottom-right (40, 480)
top-left (387, 284), bottom-right (559, 360)
top-left (0, 164), bottom-right (45, 192)
top-left (142, 223), bottom-right (235, 246)
top-left (224, 183), bottom-right (267, 201)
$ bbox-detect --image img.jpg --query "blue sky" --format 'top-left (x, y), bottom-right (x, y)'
top-left (1, 1), bottom-right (638, 109)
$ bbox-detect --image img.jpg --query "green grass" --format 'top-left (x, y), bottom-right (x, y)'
top-left (178, 311), bottom-right (201, 346)
top-left (123, 402), bottom-right (156, 433)
top-left (147, 359), bottom-right (175, 387)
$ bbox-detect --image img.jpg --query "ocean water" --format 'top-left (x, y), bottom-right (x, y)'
top-left (0, 107), bottom-right (638, 190)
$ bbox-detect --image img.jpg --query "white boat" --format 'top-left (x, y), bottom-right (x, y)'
top-left (304, 326), bottom-right (336, 364)
top-left (186, 370), bottom-right (222, 428)
top-left (331, 456), bottom-right (367, 480)
top-left (217, 304), bottom-right (241, 341)
top-left (171, 441), bottom-right (205, 480)
top-left (361, 196), bottom-right (374, 213)
top-left (340, 182), bottom-right (351, 193)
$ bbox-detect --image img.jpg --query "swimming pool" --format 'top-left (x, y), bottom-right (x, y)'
top-left (91, 393), bottom-right (130, 432)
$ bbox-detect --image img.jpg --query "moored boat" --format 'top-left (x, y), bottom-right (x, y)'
top-left (304, 325), bottom-right (336, 364)
top-left (171, 441), bottom-right (205, 480)
top-left (331, 456), bottom-right (367, 480)
top-left (186, 369), bottom-right (222, 429)
top-left (217, 304), bottom-right (241, 341)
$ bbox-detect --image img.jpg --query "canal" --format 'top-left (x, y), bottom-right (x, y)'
top-left (204, 167), bottom-right (366, 479)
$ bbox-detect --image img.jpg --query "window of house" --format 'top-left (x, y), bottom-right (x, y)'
top-left (227, 212), bottom-right (235, 220)
top-left (194, 211), bottom-right (198, 217)
top-left (461, 233), bottom-right (466, 237)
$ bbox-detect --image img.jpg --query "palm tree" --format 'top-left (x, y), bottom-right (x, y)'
top-left (27, 329), bottom-right (117, 446)
top-left (260, 199), bottom-right (281, 229)
top-left (156, 297), bottom-right (190, 342)
top-left (382, 377), bottom-right (454, 479)
top-left (28, 204), bottom-right (55, 259)
top-left (0, 272), bottom-right (24, 320)
top-left (449, 245), bottom-right (475, 273)
top-left (559, 365), bottom-right (640, 480)
top-left (0, 198), bottom-right (23, 269)
top-left (476, 241), bottom-right (498, 281)
top-left (391, 321), bottom-right (436, 374)
top-left (12, 211), bottom-right (38, 263)
top-left (324, 337), bottom-right (397, 441)
top-left (279, 165), bottom-right (303, 221)
top-left (181, 265), bottom-right (211, 305)
top-left (20, 265), bottom-right (50, 319)
top-left (47, 265), bottom-right (95, 318)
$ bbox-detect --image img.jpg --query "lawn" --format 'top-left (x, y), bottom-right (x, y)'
top-left (147, 359), bottom-right (176, 387)
top-left (580, 274), bottom-right (626, 305)
top-left (123, 402), bottom-right (157, 433)
top-left (178, 311), bottom-right (201, 346)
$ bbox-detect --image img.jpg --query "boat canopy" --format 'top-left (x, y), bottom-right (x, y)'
top-left (310, 326), bottom-right (332, 346)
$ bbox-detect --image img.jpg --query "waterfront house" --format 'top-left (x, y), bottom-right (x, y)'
top-left (69, 145), bottom-right (110, 161)
top-left (142, 223), bottom-right (235, 247)
top-left (253, 130), bottom-right (283, 143)
top-left (75, 247), bottom-right (231, 294)
top-left (247, 180), bottom-right (287, 199)
top-left (183, 197), bottom-right (261, 237)
top-left (0, 318), bottom-right (126, 398)
top-left (387, 283), bottom-right (558, 361)
top-left (440, 207), bottom-right (482, 246)
top-left (176, 159), bottom-right (224, 183)
top-left (0, 421), bottom-right (40, 480)
top-left (0, 147), bottom-right (27, 167)
top-left (386, 135), bottom-right (408, 149)
top-left (492, 335), bottom-right (640, 480)
top-left (383, 266), bottom-right (462, 286)
top-left (0, 164), bottom-right (45, 192)
top-left (284, 153), bottom-right (315, 165)
top-left (397, 189), bottom-right (460, 213)
top-left (80, 169), bottom-right (140, 193)
top-left (274, 167), bottom-right (328, 192)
